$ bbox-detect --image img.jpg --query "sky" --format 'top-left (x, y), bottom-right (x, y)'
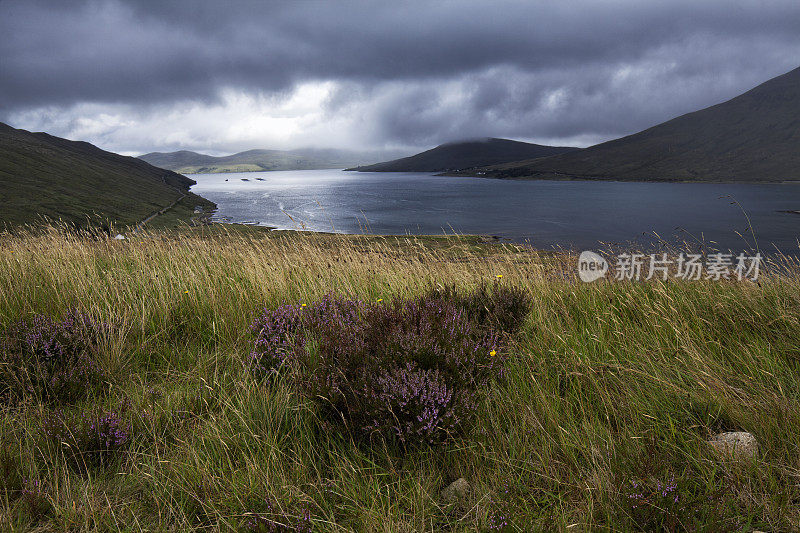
top-left (1, 0), bottom-right (799, 156)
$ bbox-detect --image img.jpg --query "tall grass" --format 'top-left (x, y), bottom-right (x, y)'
top-left (1, 226), bottom-right (799, 531)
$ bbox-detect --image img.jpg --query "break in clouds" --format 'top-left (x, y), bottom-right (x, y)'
top-left (2, 0), bottom-right (800, 155)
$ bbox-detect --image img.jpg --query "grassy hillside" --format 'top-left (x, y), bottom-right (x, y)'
top-left (1, 228), bottom-right (799, 530)
top-left (139, 148), bottom-right (407, 174)
top-left (0, 122), bottom-right (214, 228)
top-left (477, 66), bottom-right (800, 182)
top-left (348, 138), bottom-right (578, 172)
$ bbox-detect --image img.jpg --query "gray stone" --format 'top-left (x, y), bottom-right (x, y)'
top-left (441, 478), bottom-right (470, 503)
top-left (708, 431), bottom-right (758, 460)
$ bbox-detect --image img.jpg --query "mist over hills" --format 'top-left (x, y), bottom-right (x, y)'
top-left (347, 138), bottom-right (579, 172)
top-left (475, 66), bottom-right (800, 183)
top-left (6, 62), bottom-right (800, 233)
top-left (0, 122), bottom-right (211, 228)
top-left (139, 147), bottom-right (409, 174)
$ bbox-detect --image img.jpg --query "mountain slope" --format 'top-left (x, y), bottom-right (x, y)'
top-left (136, 150), bottom-right (218, 170)
top-left (347, 138), bottom-right (579, 172)
top-left (480, 66), bottom-right (800, 182)
top-left (139, 148), bottom-right (407, 174)
top-left (0, 122), bottom-right (213, 228)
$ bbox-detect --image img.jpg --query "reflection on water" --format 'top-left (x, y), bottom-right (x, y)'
top-left (189, 169), bottom-right (800, 253)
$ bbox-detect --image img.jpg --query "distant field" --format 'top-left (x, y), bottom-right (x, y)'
top-left (173, 163), bottom-right (343, 174)
top-left (1, 229), bottom-right (799, 530)
top-left (177, 164), bottom-right (268, 174)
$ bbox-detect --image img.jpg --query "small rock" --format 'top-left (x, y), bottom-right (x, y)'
top-left (708, 431), bottom-right (758, 460)
top-left (441, 478), bottom-right (470, 503)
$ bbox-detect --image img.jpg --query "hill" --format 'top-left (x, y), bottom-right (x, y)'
top-left (0, 122), bottom-right (213, 228)
top-left (346, 138), bottom-right (579, 172)
top-left (478, 66), bottom-right (800, 182)
top-left (139, 147), bottom-right (407, 174)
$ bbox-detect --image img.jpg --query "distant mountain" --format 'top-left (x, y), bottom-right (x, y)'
top-left (346, 138), bottom-right (579, 172)
top-left (478, 66), bottom-right (800, 182)
top-left (139, 147), bottom-right (408, 174)
top-left (0, 122), bottom-right (213, 228)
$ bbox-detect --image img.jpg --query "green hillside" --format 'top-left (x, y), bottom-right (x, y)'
top-left (139, 148), bottom-right (405, 174)
top-left (347, 137), bottom-right (578, 172)
top-left (478, 66), bottom-right (800, 182)
top-left (0, 122), bottom-right (213, 228)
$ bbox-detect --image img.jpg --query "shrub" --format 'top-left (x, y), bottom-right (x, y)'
top-left (1, 310), bottom-right (107, 404)
top-left (424, 281), bottom-right (531, 335)
top-left (41, 407), bottom-right (131, 467)
top-left (299, 295), bottom-right (503, 444)
top-left (248, 303), bottom-right (305, 375)
top-left (248, 296), bottom-right (363, 377)
top-left (250, 290), bottom-right (519, 446)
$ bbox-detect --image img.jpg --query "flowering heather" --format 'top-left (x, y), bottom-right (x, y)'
top-left (620, 472), bottom-right (735, 531)
top-left (248, 295), bottom-right (363, 376)
top-left (424, 281), bottom-right (531, 335)
top-left (486, 482), bottom-right (512, 530)
top-left (251, 291), bottom-right (517, 446)
top-left (249, 302), bottom-right (305, 375)
top-left (41, 407), bottom-right (131, 467)
top-left (1, 310), bottom-right (107, 404)
top-left (365, 363), bottom-right (459, 444)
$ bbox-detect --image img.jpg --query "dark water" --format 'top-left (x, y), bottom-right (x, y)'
top-left (189, 169), bottom-right (800, 253)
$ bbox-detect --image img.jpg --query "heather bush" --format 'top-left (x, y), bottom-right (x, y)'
top-left (424, 281), bottom-right (531, 335)
top-left (250, 292), bottom-right (509, 446)
top-left (248, 303), bottom-right (305, 375)
top-left (41, 407), bottom-right (131, 467)
top-left (0, 310), bottom-right (107, 404)
top-left (249, 296), bottom-right (364, 376)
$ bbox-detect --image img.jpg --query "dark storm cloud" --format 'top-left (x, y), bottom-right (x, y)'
top-left (2, 0), bottom-right (800, 151)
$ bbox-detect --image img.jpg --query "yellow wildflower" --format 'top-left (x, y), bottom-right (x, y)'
top-left (496, 274), bottom-right (503, 279)
top-left (377, 298), bottom-right (383, 302)
top-left (490, 350), bottom-right (497, 357)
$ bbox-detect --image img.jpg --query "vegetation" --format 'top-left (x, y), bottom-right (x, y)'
top-left (470, 66), bottom-right (800, 182)
top-left (249, 287), bottom-right (527, 447)
top-left (0, 122), bottom-right (214, 229)
top-left (348, 138), bottom-right (577, 173)
top-left (1, 227), bottom-right (800, 531)
top-left (138, 148), bottom-right (405, 175)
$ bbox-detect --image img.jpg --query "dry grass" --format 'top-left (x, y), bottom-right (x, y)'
top-left (1, 226), bottom-right (800, 531)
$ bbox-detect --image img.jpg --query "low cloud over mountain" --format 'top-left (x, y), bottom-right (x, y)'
top-left (2, 1), bottom-right (799, 154)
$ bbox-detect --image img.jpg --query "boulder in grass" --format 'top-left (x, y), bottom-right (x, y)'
top-left (441, 478), bottom-right (470, 504)
top-left (708, 431), bottom-right (758, 460)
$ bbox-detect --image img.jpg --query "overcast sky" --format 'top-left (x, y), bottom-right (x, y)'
top-left (1, 0), bottom-right (799, 156)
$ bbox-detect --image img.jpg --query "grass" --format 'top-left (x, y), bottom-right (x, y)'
top-left (1, 226), bottom-right (800, 531)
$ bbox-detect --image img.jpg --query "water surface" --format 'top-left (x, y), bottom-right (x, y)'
top-left (189, 169), bottom-right (800, 253)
